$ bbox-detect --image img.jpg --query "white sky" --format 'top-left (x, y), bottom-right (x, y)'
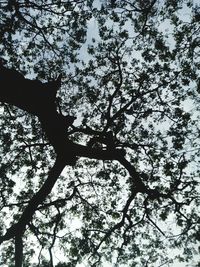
top-left (1, 1), bottom-right (200, 266)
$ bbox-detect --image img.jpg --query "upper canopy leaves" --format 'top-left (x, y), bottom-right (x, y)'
top-left (0, 0), bottom-right (200, 266)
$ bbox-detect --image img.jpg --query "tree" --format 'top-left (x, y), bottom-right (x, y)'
top-left (0, 0), bottom-right (199, 266)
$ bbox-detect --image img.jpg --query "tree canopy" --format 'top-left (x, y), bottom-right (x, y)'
top-left (0, 0), bottom-right (200, 266)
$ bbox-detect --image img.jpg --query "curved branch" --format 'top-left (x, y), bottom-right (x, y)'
top-left (0, 63), bottom-right (150, 247)
top-left (117, 155), bottom-right (147, 192)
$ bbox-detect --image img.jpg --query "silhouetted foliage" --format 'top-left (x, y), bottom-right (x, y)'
top-left (0, 0), bottom-right (200, 266)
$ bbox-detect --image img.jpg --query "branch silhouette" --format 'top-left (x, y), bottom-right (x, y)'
top-left (0, 63), bottom-right (153, 267)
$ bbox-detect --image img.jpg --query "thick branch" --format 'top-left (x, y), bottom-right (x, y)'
top-left (0, 156), bottom-right (66, 243)
top-left (0, 63), bottom-right (77, 164)
top-left (117, 155), bottom-right (147, 192)
top-left (0, 63), bottom-right (150, 246)
top-left (0, 63), bottom-right (60, 116)
top-left (15, 234), bottom-right (23, 267)
top-left (72, 142), bottom-right (125, 160)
